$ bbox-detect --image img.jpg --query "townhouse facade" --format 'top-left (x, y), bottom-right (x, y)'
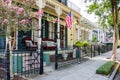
top-left (0, 0), bottom-right (94, 49)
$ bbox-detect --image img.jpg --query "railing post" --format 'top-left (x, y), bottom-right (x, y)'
top-left (93, 45), bottom-right (95, 57)
top-left (6, 43), bottom-right (10, 80)
top-left (98, 45), bottom-right (100, 55)
top-left (55, 45), bottom-right (58, 69)
top-left (39, 44), bottom-right (44, 74)
top-left (90, 45), bottom-right (92, 58)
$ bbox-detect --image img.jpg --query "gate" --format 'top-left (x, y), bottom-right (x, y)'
top-left (12, 50), bottom-right (40, 77)
top-left (0, 48), bottom-right (44, 80)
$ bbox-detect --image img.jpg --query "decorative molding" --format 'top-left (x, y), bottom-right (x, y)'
top-left (55, 6), bottom-right (62, 16)
top-left (35, 0), bottom-right (46, 8)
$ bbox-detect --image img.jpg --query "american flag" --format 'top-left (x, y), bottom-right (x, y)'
top-left (65, 12), bottom-right (72, 29)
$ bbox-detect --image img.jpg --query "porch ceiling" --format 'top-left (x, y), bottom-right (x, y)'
top-left (13, 0), bottom-right (81, 20)
top-left (45, 0), bottom-right (81, 19)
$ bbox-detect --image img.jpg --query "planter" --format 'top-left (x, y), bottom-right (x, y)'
top-left (98, 62), bottom-right (120, 80)
top-left (112, 63), bottom-right (120, 80)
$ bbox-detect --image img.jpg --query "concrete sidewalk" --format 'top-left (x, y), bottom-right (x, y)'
top-left (30, 49), bottom-right (120, 80)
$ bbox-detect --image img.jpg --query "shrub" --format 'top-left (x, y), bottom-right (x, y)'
top-left (75, 41), bottom-right (83, 47)
top-left (82, 41), bottom-right (89, 47)
top-left (96, 61), bottom-right (115, 75)
top-left (92, 36), bottom-right (98, 42)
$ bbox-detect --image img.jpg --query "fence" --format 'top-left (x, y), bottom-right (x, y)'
top-left (0, 49), bottom-right (43, 80)
top-left (12, 50), bottom-right (40, 77)
top-left (56, 49), bottom-right (80, 69)
top-left (55, 44), bottom-right (113, 69)
top-left (0, 44), bottom-right (113, 79)
top-left (0, 49), bottom-right (6, 80)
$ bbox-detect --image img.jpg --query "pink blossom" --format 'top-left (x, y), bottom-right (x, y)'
top-left (25, 0), bottom-right (29, 2)
top-left (12, 6), bottom-right (19, 10)
top-left (20, 19), bottom-right (28, 24)
top-left (2, 19), bottom-right (8, 25)
top-left (16, 8), bottom-right (24, 15)
top-left (38, 9), bottom-right (43, 19)
top-left (6, 0), bottom-right (11, 5)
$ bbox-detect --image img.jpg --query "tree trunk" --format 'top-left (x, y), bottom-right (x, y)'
top-left (111, 0), bottom-right (119, 60)
top-left (111, 24), bottom-right (119, 60)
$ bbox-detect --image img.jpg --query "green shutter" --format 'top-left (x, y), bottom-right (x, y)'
top-left (41, 19), bottom-right (44, 38)
top-left (45, 20), bottom-right (49, 38)
top-left (54, 23), bottom-right (57, 42)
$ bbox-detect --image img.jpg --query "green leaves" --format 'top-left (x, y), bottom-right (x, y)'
top-left (92, 36), bottom-right (98, 42)
top-left (87, 0), bottom-right (113, 28)
top-left (88, 4), bottom-right (99, 14)
top-left (96, 61), bottom-right (115, 75)
top-left (75, 41), bottom-right (83, 47)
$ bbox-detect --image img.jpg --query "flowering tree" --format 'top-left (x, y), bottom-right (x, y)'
top-left (0, 0), bottom-right (44, 77)
top-left (0, 0), bottom-right (41, 50)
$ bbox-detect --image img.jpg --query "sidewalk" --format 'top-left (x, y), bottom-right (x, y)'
top-left (30, 49), bottom-right (120, 80)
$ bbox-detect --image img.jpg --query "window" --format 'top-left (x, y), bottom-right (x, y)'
top-left (57, 0), bottom-right (67, 5)
top-left (49, 22), bottom-right (55, 39)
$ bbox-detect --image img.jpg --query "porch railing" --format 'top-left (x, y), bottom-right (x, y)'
top-left (0, 44), bottom-right (113, 78)
top-left (0, 49), bottom-right (41, 79)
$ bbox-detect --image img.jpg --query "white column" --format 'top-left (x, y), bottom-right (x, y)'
top-left (97, 29), bottom-right (100, 41)
top-left (55, 6), bottom-right (62, 50)
top-left (79, 26), bottom-right (82, 40)
top-left (35, 0), bottom-right (46, 51)
top-left (16, 31), bottom-right (18, 49)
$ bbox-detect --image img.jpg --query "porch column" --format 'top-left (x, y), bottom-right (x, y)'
top-left (35, 0), bottom-right (46, 74)
top-left (89, 30), bottom-right (93, 41)
top-left (55, 6), bottom-right (62, 50)
top-left (78, 26), bottom-right (80, 41)
top-left (36, 0), bottom-right (45, 50)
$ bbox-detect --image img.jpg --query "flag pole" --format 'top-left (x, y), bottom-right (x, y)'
top-left (65, 11), bottom-right (73, 49)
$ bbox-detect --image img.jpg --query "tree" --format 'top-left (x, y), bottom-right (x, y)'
top-left (0, 0), bottom-right (39, 49)
top-left (0, 0), bottom-right (40, 76)
top-left (86, 0), bottom-right (120, 60)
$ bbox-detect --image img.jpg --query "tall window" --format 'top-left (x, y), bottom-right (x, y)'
top-left (75, 25), bottom-right (79, 41)
top-left (49, 22), bottom-right (55, 39)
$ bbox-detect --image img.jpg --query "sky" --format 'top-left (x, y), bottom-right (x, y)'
top-left (69, 0), bottom-right (98, 22)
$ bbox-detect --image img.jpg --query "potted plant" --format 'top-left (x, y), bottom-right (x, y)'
top-left (82, 41), bottom-right (89, 47)
top-left (74, 41), bottom-right (83, 62)
top-left (82, 41), bottom-right (89, 54)
top-left (75, 41), bottom-right (83, 48)
top-left (92, 36), bottom-right (98, 45)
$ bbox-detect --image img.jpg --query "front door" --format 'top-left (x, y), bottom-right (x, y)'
top-left (18, 30), bottom-right (31, 49)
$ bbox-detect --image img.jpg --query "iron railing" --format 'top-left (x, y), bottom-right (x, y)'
top-left (55, 44), bottom-right (113, 69)
top-left (0, 49), bottom-right (6, 80)
top-left (0, 44), bottom-right (113, 79)
top-left (12, 50), bottom-right (40, 77)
